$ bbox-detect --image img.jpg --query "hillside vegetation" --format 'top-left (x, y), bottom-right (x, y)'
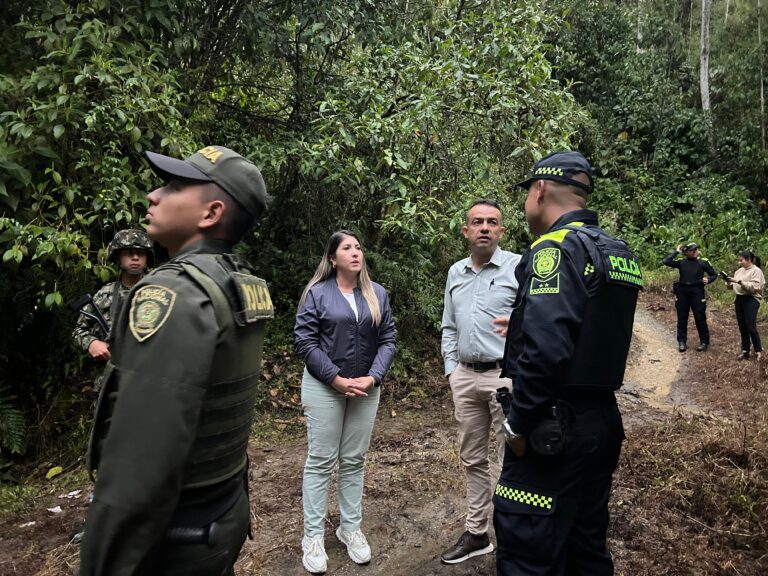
top-left (1, 0), bottom-right (767, 471)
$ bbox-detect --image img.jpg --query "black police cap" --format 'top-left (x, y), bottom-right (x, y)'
top-left (515, 150), bottom-right (594, 193)
top-left (682, 243), bottom-right (700, 252)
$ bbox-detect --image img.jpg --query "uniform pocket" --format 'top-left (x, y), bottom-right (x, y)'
top-left (493, 480), bottom-right (556, 562)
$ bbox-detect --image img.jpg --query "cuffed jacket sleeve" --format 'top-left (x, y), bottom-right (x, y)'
top-left (294, 289), bottom-right (342, 385)
top-left (368, 286), bottom-right (396, 383)
top-left (294, 279), bottom-right (397, 386)
top-left (72, 282), bottom-right (114, 351)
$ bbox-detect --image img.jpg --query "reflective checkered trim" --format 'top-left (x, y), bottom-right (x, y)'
top-left (584, 263), bottom-right (595, 276)
top-left (608, 270), bottom-right (644, 287)
top-left (534, 167), bottom-right (565, 177)
top-left (495, 484), bottom-right (553, 509)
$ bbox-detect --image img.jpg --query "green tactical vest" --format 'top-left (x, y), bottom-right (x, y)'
top-left (87, 253), bottom-right (273, 488)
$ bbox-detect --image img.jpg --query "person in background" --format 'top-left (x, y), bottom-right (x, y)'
top-left (725, 250), bottom-right (765, 361)
top-left (72, 229), bottom-right (153, 361)
top-left (439, 199), bottom-right (520, 565)
top-left (663, 242), bottom-right (717, 352)
top-left (294, 230), bottom-right (396, 574)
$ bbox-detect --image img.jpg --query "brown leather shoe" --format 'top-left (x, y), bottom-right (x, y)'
top-left (440, 531), bottom-right (494, 564)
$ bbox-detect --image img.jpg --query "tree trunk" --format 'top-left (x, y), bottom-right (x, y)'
top-left (760, 0), bottom-right (766, 149)
top-left (700, 0), bottom-right (716, 157)
top-left (700, 0), bottom-right (711, 112)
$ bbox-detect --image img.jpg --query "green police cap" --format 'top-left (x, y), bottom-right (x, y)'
top-left (146, 146), bottom-right (268, 220)
top-left (516, 150), bottom-right (594, 193)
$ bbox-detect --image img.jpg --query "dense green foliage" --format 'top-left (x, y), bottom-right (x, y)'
top-left (554, 0), bottom-right (768, 263)
top-left (1, 0), bottom-right (768, 464)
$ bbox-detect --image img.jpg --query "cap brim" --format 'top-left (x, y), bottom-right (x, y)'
top-left (515, 175), bottom-right (593, 193)
top-left (515, 178), bottom-right (535, 190)
top-left (146, 151), bottom-right (213, 183)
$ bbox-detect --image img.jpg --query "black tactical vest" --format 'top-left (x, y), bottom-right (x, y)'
top-left (561, 225), bottom-right (642, 391)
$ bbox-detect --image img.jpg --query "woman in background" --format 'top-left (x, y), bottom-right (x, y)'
top-left (294, 230), bottom-right (396, 574)
top-left (725, 250), bottom-right (766, 360)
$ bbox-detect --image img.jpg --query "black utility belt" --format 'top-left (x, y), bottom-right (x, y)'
top-left (461, 360), bottom-right (503, 372)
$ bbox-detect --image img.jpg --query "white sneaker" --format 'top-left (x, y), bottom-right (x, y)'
top-left (301, 535), bottom-right (328, 573)
top-left (335, 527), bottom-right (371, 564)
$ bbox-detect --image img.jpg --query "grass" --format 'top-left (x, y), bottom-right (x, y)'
top-left (610, 285), bottom-right (768, 575)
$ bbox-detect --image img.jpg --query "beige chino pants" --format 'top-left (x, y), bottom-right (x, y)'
top-left (449, 363), bottom-right (512, 535)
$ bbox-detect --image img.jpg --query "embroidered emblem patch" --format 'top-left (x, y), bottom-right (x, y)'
top-left (129, 285), bottom-right (177, 342)
top-left (530, 273), bottom-right (560, 295)
top-left (232, 272), bottom-right (274, 323)
top-left (532, 248), bottom-right (561, 278)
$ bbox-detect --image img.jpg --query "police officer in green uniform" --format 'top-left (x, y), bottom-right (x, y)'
top-left (495, 151), bottom-right (642, 576)
top-left (72, 229), bottom-right (154, 361)
top-left (80, 146), bottom-right (272, 576)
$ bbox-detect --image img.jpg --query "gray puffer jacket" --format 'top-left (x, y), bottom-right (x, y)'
top-left (294, 277), bottom-right (396, 385)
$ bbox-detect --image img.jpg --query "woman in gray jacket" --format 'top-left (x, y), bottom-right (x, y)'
top-left (295, 230), bottom-right (396, 574)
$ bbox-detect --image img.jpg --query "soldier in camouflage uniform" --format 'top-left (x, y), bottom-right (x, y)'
top-left (71, 229), bottom-right (154, 361)
top-left (80, 146), bottom-right (272, 576)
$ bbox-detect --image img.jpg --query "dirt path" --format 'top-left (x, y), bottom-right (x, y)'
top-left (0, 303), bottom-right (704, 576)
top-left (236, 306), bottom-right (695, 576)
top-left (619, 305), bottom-right (708, 425)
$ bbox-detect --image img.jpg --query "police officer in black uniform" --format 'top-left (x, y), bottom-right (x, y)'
top-left (663, 242), bottom-right (717, 352)
top-left (80, 146), bottom-right (272, 576)
top-left (494, 151), bottom-right (642, 576)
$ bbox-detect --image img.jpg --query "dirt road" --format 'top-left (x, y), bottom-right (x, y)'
top-left (0, 303), bottom-right (711, 576)
top-left (236, 306), bottom-right (694, 576)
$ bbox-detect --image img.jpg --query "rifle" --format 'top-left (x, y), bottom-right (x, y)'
top-left (70, 294), bottom-right (109, 339)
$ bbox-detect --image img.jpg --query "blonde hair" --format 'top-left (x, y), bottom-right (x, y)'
top-left (298, 230), bottom-right (382, 326)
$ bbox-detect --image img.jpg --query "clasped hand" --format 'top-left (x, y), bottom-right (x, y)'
top-left (331, 375), bottom-right (375, 397)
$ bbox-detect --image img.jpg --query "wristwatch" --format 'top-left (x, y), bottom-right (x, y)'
top-left (502, 420), bottom-right (523, 442)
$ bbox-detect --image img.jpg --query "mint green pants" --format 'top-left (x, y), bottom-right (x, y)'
top-left (301, 369), bottom-right (380, 537)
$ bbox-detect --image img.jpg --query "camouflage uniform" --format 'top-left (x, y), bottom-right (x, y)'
top-left (72, 229), bottom-right (154, 352)
top-left (71, 282), bottom-right (131, 350)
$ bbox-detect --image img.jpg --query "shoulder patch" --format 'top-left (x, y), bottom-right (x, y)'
top-left (605, 253), bottom-right (643, 288)
top-left (531, 229), bottom-right (570, 249)
top-left (532, 247), bottom-right (561, 278)
top-left (232, 273), bottom-right (274, 322)
top-left (129, 285), bottom-right (177, 342)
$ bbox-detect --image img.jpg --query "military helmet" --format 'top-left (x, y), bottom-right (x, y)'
top-left (107, 229), bottom-right (154, 265)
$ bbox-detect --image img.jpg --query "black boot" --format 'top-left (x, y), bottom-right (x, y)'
top-left (678, 341), bottom-right (687, 352)
top-left (696, 343), bottom-right (708, 352)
